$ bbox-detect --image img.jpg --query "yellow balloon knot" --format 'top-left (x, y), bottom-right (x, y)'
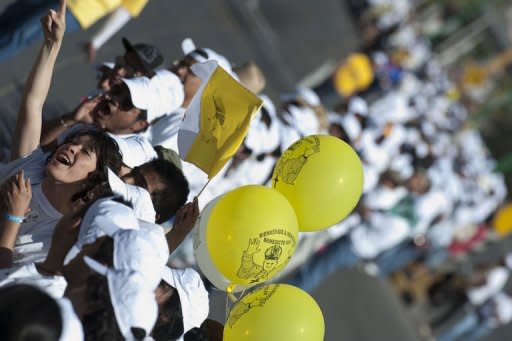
top-left (227, 284), bottom-right (236, 293)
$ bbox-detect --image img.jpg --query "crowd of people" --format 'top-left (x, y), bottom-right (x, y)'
top-left (0, 0), bottom-right (510, 340)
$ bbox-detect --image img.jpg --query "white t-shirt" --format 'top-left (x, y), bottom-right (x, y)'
top-left (0, 262), bottom-right (67, 298)
top-left (468, 267), bottom-right (510, 306)
top-left (146, 108), bottom-right (186, 149)
top-left (0, 148), bottom-right (63, 266)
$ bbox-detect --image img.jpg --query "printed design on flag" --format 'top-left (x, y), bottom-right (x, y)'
top-left (273, 135), bottom-right (320, 186)
top-left (201, 91), bottom-right (226, 144)
top-left (227, 284), bottom-right (280, 328)
top-left (236, 229), bottom-right (296, 284)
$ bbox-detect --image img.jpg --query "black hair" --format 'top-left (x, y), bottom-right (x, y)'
top-left (0, 285), bottom-right (62, 341)
top-left (328, 122), bottom-right (351, 145)
top-left (139, 159), bottom-right (189, 223)
top-left (184, 327), bottom-right (209, 341)
top-left (152, 281), bottom-right (184, 341)
top-left (82, 238), bottom-right (146, 341)
top-left (63, 129), bottom-right (123, 181)
top-left (82, 273), bottom-right (125, 341)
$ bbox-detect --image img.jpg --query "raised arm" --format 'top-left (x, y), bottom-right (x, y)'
top-left (166, 198), bottom-right (199, 254)
top-left (10, 0), bottom-right (66, 161)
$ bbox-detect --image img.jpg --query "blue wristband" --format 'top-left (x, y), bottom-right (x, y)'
top-left (4, 213), bottom-right (25, 224)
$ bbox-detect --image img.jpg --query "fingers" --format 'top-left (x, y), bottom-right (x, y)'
top-left (17, 170), bottom-right (24, 189)
top-left (41, 14), bottom-right (52, 34)
top-left (58, 0), bottom-right (67, 19)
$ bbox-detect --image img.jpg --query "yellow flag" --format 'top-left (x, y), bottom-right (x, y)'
top-left (178, 61), bottom-right (263, 178)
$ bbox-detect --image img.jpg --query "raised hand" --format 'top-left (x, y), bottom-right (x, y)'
top-left (172, 197), bottom-right (200, 234)
top-left (72, 95), bottom-right (101, 124)
top-left (41, 0), bottom-right (67, 44)
top-left (3, 170), bottom-right (32, 218)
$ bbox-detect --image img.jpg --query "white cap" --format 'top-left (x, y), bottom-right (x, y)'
top-left (348, 97), bottom-right (368, 116)
top-left (244, 94), bottom-right (280, 154)
top-left (284, 105), bottom-right (319, 137)
top-left (343, 113), bottom-right (362, 140)
top-left (111, 226), bottom-right (169, 289)
top-left (161, 267), bottom-right (209, 337)
top-left (122, 69), bottom-right (185, 123)
top-left (281, 87), bottom-right (321, 107)
top-left (181, 37), bottom-right (232, 73)
top-left (64, 197), bottom-right (140, 265)
top-left (84, 258), bottom-right (158, 341)
top-left (107, 168), bottom-right (156, 223)
top-left (56, 298), bottom-right (84, 341)
top-left (108, 133), bottom-right (158, 169)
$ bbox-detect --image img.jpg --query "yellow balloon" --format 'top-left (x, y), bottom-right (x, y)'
top-left (272, 135), bottom-right (363, 231)
top-left (493, 203), bottom-right (512, 236)
top-left (206, 185), bottom-right (299, 286)
top-left (224, 284), bottom-right (325, 341)
top-left (333, 53), bottom-right (374, 97)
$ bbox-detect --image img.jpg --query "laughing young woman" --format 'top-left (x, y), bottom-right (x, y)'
top-left (0, 0), bottom-right (122, 269)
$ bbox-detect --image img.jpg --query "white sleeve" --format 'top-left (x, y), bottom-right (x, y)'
top-left (0, 147), bottom-right (48, 184)
top-left (0, 263), bottom-right (67, 298)
top-left (90, 7), bottom-right (132, 50)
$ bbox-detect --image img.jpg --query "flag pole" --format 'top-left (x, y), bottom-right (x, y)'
top-left (197, 178), bottom-right (212, 197)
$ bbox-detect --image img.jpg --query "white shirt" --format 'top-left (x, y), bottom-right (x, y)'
top-left (146, 107), bottom-right (186, 149)
top-left (0, 262), bottom-right (67, 298)
top-left (468, 267), bottom-right (510, 305)
top-left (350, 213), bottom-right (410, 259)
top-left (0, 148), bottom-right (63, 266)
top-left (14, 184), bottom-right (62, 266)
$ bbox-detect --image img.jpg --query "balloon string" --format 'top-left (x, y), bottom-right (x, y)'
top-left (197, 178), bottom-right (212, 197)
top-left (225, 294), bottom-right (230, 321)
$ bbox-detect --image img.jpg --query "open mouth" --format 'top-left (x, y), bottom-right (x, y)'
top-left (55, 151), bottom-right (72, 166)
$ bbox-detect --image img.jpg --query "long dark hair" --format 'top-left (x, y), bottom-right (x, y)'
top-left (57, 129), bottom-right (122, 203)
top-left (152, 280), bottom-right (184, 341)
top-left (82, 238), bottom-right (146, 341)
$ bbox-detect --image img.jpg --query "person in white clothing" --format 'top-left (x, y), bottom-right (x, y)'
top-left (0, 6), bottom-right (123, 269)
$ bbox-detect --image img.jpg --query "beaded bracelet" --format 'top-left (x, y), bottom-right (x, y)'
top-left (4, 213), bottom-right (25, 224)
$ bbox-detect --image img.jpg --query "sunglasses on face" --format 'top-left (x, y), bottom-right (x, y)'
top-left (105, 83), bottom-right (135, 111)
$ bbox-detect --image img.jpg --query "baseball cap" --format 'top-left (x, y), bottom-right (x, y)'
top-left (161, 267), bottom-right (209, 339)
top-left (107, 133), bottom-right (158, 169)
top-left (181, 37), bottom-right (232, 73)
top-left (281, 87), bottom-right (321, 107)
top-left (63, 197), bottom-right (140, 265)
top-left (84, 259), bottom-right (158, 341)
top-left (122, 69), bottom-right (185, 122)
top-left (107, 168), bottom-right (156, 223)
top-left (122, 37), bottom-right (164, 76)
top-left (109, 225), bottom-right (169, 289)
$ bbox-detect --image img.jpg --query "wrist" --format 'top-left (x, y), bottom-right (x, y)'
top-left (4, 213), bottom-right (25, 224)
top-left (36, 261), bottom-right (62, 276)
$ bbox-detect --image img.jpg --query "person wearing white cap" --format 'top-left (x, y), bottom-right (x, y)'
top-left (147, 38), bottom-right (235, 150)
top-left (41, 68), bottom-right (184, 150)
top-left (83, 258), bottom-right (158, 341)
top-left (0, 284), bottom-right (83, 341)
top-left (97, 37), bottom-right (165, 92)
top-left (0, 11), bottom-right (124, 269)
top-left (278, 87), bottom-right (328, 151)
top-left (152, 267), bottom-right (209, 341)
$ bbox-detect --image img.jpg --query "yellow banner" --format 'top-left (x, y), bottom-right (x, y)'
top-left (185, 67), bottom-right (263, 178)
